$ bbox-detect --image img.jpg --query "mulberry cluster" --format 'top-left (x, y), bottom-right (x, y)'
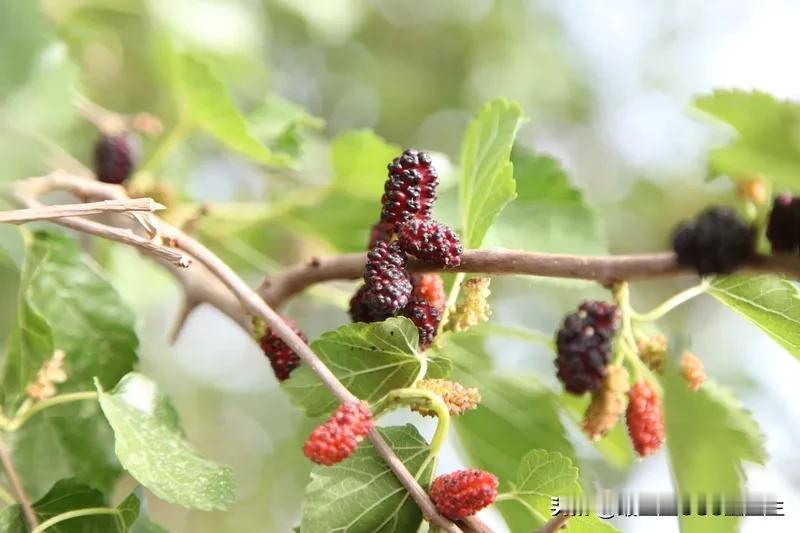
top-left (259, 317), bottom-right (307, 382)
top-left (671, 207), bottom-right (755, 275)
top-left (555, 301), bottom-right (620, 395)
top-left (766, 194), bottom-right (800, 253)
top-left (625, 381), bottom-right (665, 457)
top-left (93, 133), bottom-right (139, 185)
top-left (351, 149), bottom-right (463, 349)
top-left (413, 379), bottom-right (480, 417)
top-left (429, 469), bottom-right (498, 520)
top-left (303, 402), bottom-right (373, 465)
top-left (583, 365), bottom-right (629, 441)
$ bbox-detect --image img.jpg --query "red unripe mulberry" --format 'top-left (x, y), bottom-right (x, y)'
top-left (625, 381), bottom-right (665, 457)
top-left (303, 402), bottom-right (373, 466)
top-left (429, 469), bottom-right (498, 520)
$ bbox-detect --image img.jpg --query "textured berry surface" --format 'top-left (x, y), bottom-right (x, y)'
top-left (397, 218), bottom-right (463, 267)
top-left (404, 298), bottom-right (442, 349)
top-left (381, 149), bottom-right (438, 225)
top-left (451, 277), bottom-right (491, 332)
top-left (303, 402), bottom-right (373, 466)
top-left (583, 365), bottom-right (629, 440)
top-left (93, 133), bottom-right (139, 184)
top-left (414, 379), bottom-right (480, 417)
top-left (259, 318), bottom-right (307, 381)
top-left (637, 335), bottom-right (667, 374)
top-left (626, 381), bottom-right (665, 457)
top-left (349, 283), bottom-right (392, 323)
top-left (672, 207), bottom-right (755, 275)
top-left (429, 469), bottom-right (498, 520)
top-left (555, 301), bottom-right (620, 395)
top-left (410, 273), bottom-right (446, 312)
top-left (368, 220), bottom-right (395, 248)
top-left (766, 194), bottom-right (800, 253)
top-left (363, 240), bottom-right (412, 317)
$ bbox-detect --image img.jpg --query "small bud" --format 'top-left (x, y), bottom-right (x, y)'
top-left (680, 351), bottom-right (707, 391)
top-left (26, 350), bottom-right (68, 401)
top-left (637, 335), bottom-right (667, 374)
top-left (736, 176), bottom-right (768, 205)
top-left (449, 278), bottom-right (491, 332)
top-left (413, 379), bottom-right (480, 417)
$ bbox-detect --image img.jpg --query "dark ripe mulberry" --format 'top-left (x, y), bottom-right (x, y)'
top-left (380, 149), bottom-right (438, 225)
top-left (404, 298), bottom-right (441, 349)
top-left (766, 194), bottom-right (800, 253)
top-left (671, 207), bottom-right (755, 275)
top-left (348, 283), bottom-right (393, 323)
top-left (397, 218), bottom-right (463, 267)
top-left (363, 240), bottom-right (412, 317)
top-left (260, 317), bottom-right (307, 381)
top-left (368, 220), bottom-right (394, 248)
top-left (555, 301), bottom-right (620, 395)
top-left (93, 133), bottom-right (140, 184)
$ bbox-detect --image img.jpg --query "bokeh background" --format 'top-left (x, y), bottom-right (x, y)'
top-left (1, 1), bottom-right (799, 532)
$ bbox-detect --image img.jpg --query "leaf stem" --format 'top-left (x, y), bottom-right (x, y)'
top-left (4, 392), bottom-right (98, 432)
top-left (31, 507), bottom-right (122, 533)
top-left (373, 388), bottom-right (451, 456)
top-left (630, 280), bottom-right (710, 322)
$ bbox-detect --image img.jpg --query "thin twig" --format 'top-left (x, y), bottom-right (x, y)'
top-left (10, 172), bottom-right (468, 533)
top-left (259, 250), bottom-right (800, 308)
top-left (0, 438), bottom-right (39, 528)
top-left (0, 198), bottom-right (164, 224)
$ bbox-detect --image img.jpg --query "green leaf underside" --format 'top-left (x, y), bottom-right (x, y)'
top-left (488, 148), bottom-right (606, 254)
top-left (175, 53), bottom-right (291, 167)
top-left (460, 97), bottom-right (525, 249)
top-left (283, 318), bottom-right (430, 417)
top-left (97, 372), bottom-right (235, 511)
top-left (664, 367), bottom-right (767, 533)
top-left (709, 275), bottom-right (800, 363)
top-left (5, 230), bottom-right (138, 496)
top-left (694, 89), bottom-right (800, 189)
top-left (299, 425), bottom-right (433, 533)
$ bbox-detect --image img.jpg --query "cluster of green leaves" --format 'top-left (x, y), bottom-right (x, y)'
top-left (0, 232), bottom-right (232, 531)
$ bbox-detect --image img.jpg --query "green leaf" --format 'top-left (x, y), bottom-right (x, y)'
top-left (515, 450), bottom-right (619, 532)
top-left (709, 275), bottom-right (800, 363)
top-left (283, 318), bottom-right (434, 416)
top-left (330, 130), bottom-right (400, 198)
top-left (96, 372), bottom-right (235, 511)
top-left (488, 148), bottom-right (606, 254)
top-left (24, 231), bottom-right (138, 391)
top-left (459, 97), bottom-right (524, 248)
top-left (664, 368), bottom-right (767, 533)
top-left (694, 89), bottom-right (800, 188)
top-left (118, 489), bottom-right (169, 533)
top-left (299, 425), bottom-right (433, 533)
top-left (5, 230), bottom-right (138, 497)
top-left (0, 478), bottom-right (128, 533)
top-left (174, 53), bottom-right (291, 167)
top-left (248, 94), bottom-right (324, 140)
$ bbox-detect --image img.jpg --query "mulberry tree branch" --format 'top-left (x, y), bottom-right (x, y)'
top-left (259, 249), bottom-right (800, 308)
top-left (0, 438), bottom-right (39, 528)
top-left (8, 172), bottom-right (469, 533)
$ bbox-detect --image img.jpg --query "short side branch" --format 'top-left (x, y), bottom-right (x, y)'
top-left (0, 439), bottom-right (39, 528)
